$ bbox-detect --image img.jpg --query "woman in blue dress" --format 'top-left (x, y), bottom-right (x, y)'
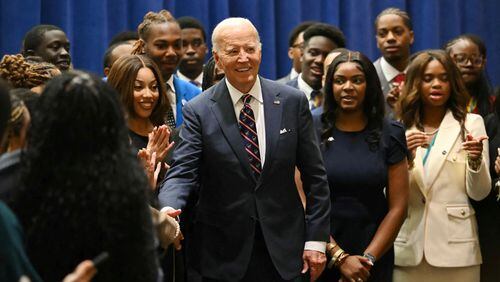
top-left (315, 51), bottom-right (409, 282)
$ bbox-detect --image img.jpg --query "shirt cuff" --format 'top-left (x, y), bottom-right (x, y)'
top-left (304, 241), bottom-right (326, 253)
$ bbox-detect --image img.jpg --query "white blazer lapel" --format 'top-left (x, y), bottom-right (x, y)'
top-left (425, 111), bottom-right (461, 190)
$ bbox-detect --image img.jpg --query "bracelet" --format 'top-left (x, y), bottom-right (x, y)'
top-left (326, 243), bottom-right (337, 258)
top-left (467, 154), bottom-right (482, 171)
top-left (363, 253), bottom-right (376, 266)
top-left (334, 252), bottom-right (350, 268)
top-left (327, 248), bottom-right (344, 269)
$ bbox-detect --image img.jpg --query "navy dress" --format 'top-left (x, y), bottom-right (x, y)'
top-left (314, 116), bottom-right (407, 282)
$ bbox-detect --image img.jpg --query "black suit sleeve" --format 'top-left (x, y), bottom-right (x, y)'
top-left (158, 102), bottom-right (203, 210)
top-left (295, 93), bottom-right (331, 242)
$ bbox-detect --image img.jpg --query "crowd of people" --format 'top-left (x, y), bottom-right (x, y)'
top-left (0, 6), bottom-right (498, 282)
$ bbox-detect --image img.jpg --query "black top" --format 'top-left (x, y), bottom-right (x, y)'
top-left (314, 117), bottom-right (407, 282)
top-left (471, 112), bottom-right (500, 281)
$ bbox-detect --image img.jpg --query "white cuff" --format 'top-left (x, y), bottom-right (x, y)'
top-left (304, 241), bottom-right (326, 253)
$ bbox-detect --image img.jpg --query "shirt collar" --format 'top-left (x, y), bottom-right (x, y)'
top-left (226, 77), bottom-right (263, 106)
top-left (297, 74), bottom-right (313, 100)
top-left (380, 57), bottom-right (405, 82)
top-left (166, 75), bottom-right (175, 93)
top-left (0, 149), bottom-right (22, 171)
top-left (290, 68), bottom-right (299, 80)
top-left (177, 71), bottom-right (203, 85)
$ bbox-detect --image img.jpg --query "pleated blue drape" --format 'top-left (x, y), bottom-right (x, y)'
top-left (1, 0), bottom-right (498, 86)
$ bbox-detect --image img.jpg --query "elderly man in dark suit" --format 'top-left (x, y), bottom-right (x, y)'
top-left (159, 18), bottom-right (330, 281)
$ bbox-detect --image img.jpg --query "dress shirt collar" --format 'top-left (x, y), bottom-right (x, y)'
top-left (290, 68), bottom-right (299, 80)
top-left (226, 77), bottom-right (263, 106)
top-left (297, 73), bottom-right (313, 100)
top-left (166, 75), bottom-right (175, 93)
top-left (177, 71), bottom-right (203, 86)
top-left (380, 57), bottom-right (406, 82)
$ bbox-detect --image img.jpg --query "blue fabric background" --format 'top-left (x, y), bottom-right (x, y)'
top-left (0, 0), bottom-right (498, 86)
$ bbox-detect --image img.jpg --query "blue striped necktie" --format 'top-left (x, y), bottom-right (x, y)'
top-left (239, 94), bottom-right (262, 179)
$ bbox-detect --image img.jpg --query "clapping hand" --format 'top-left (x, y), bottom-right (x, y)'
top-left (138, 149), bottom-right (169, 190)
top-left (147, 125), bottom-right (175, 162)
top-left (386, 82), bottom-right (404, 109)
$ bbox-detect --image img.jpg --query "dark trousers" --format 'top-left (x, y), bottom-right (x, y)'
top-left (202, 223), bottom-right (307, 282)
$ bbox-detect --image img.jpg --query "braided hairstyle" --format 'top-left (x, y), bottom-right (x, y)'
top-left (132, 10), bottom-right (176, 54)
top-left (0, 54), bottom-right (59, 88)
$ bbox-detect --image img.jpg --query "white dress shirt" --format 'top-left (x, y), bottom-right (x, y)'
top-left (380, 57), bottom-right (406, 84)
top-left (297, 74), bottom-right (316, 109)
top-left (289, 68), bottom-right (299, 80)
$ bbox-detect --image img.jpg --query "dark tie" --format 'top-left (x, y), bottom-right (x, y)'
top-left (239, 94), bottom-right (262, 179)
top-left (165, 84), bottom-right (176, 128)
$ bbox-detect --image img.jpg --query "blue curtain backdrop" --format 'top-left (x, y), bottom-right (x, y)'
top-left (1, 0), bottom-right (499, 86)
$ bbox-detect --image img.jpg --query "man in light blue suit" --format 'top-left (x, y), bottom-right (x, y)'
top-left (159, 18), bottom-right (331, 281)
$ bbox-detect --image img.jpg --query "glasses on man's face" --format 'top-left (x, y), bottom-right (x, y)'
top-left (453, 53), bottom-right (484, 66)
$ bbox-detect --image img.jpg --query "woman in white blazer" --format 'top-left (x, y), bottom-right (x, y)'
top-left (393, 50), bottom-right (491, 282)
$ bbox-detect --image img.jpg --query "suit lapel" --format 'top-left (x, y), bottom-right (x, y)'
top-left (411, 139), bottom-right (427, 197)
top-left (209, 81), bottom-right (256, 182)
top-left (424, 111), bottom-right (460, 191)
top-left (260, 78), bottom-right (282, 181)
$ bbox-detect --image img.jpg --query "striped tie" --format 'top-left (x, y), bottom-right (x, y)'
top-left (239, 94), bottom-right (262, 179)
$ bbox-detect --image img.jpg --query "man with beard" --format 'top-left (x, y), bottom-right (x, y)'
top-left (22, 25), bottom-right (72, 72)
top-left (373, 8), bottom-right (414, 116)
top-left (177, 16), bottom-right (208, 90)
top-left (286, 23), bottom-right (345, 110)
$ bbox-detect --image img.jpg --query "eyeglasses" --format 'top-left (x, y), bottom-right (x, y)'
top-left (452, 53), bottom-right (484, 66)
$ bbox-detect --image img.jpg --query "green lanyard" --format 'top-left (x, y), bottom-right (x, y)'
top-left (423, 132), bottom-right (438, 166)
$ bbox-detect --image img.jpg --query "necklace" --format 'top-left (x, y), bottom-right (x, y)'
top-left (423, 128), bottom-right (439, 136)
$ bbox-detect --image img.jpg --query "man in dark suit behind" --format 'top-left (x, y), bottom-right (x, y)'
top-left (158, 18), bottom-right (330, 281)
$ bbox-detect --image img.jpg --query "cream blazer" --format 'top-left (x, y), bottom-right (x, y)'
top-left (394, 111), bottom-right (491, 267)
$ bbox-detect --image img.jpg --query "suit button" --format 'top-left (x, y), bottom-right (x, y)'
top-left (421, 197), bottom-right (426, 204)
top-left (461, 209), bottom-right (466, 216)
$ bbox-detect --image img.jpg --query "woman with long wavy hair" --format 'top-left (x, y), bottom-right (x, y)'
top-left (394, 50), bottom-right (490, 282)
top-left (11, 71), bottom-right (159, 282)
top-left (315, 51), bottom-right (409, 282)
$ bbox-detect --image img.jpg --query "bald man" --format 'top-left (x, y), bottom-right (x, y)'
top-left (159, 18), bottom-right (330, 281)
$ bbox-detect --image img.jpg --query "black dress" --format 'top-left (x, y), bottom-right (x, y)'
top-left (470, 113), bottom-right (500, 282)
top-left (314, 117), bottom-right (407, 282)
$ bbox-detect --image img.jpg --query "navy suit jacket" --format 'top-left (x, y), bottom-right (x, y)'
top-left (285, 76), bottom-right (299, 89)
top-left (172, 76), bottom-right (201, 127)
top-left (159, 77), bottom-right (330, 280)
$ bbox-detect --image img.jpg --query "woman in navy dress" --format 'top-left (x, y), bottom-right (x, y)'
top-left (315, 51), bottom-right (409, 282)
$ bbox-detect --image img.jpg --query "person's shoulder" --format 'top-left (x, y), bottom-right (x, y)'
top-left (262, 77), bottom-right (304, 98)
top-left (382, 118), bottom-right (406, 137)
top-left (173, 76), bottom-right (202, 96)
top-left (465, 112), bottom-right (484, 124)
top-left (285, 77), bottom-right (298, 88)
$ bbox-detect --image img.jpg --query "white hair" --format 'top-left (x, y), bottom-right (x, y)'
top-left (211, 17), bottom-right (261, 52)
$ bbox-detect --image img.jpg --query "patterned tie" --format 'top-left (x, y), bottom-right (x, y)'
top-left (165, 83), bottom-right (176, 128)
top-left (239, 94), bottom-right (262, 179)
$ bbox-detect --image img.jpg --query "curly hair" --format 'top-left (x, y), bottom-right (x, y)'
top-left (398, 50), bottom-right (469, 139)
top-left (321, 51), bottom-right (385, 150)
top-left (444, 34), bottom-right (494, 117)
top-left (107, 54), bottom-right (169, 126)
top-left (0, 54), bottom-right (58, 88)
top-left (12, 71), bottom-right (158, 282)
top-left (132, 10), bottom-right (177, 54)
top-left (303, 23), bottom-right (346, 49)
